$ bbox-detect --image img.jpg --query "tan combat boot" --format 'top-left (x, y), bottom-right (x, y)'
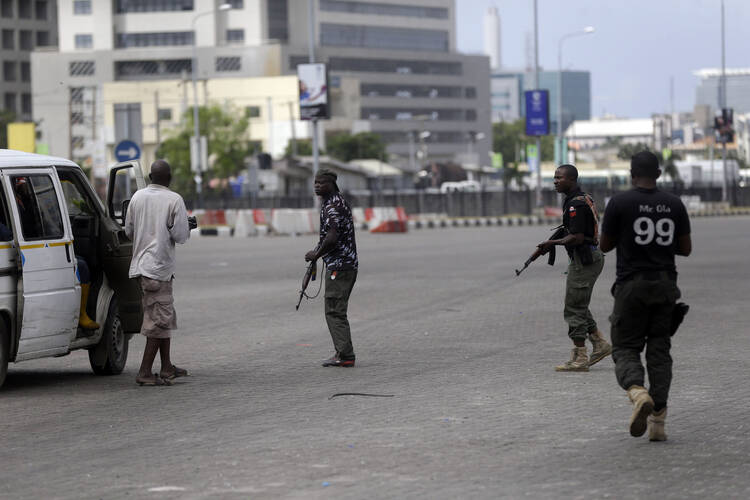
top-left (627, 385), bottom-right (654, 437)
top-left (555, 347), bottom-right (589, 372)
top-left (648, 408), bottom-right (667, 441)
top-left (587, 330), bottom-right (612, 367)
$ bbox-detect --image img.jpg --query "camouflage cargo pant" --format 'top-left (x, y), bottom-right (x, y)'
top-left (139, 276), bottom-right (177, 339)
top-left (564, 248), bottom-right (604, 342)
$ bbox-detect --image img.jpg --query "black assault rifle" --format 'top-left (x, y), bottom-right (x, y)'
top-left (515, 225), bottom-right (568, 276)
top-left (295, 260), bottom-right (318, 310)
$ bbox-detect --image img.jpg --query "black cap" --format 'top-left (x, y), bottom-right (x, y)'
top-left (315, 168), bottom-right (339, 191)
top-left (315, 168), bottom-right (337, 181)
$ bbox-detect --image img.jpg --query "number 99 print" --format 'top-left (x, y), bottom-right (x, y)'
top-left (633, 217), bottom-right (675, 246)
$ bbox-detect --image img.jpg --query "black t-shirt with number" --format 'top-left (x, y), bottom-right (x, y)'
top-left (601, 187), bottom-right (690, 283)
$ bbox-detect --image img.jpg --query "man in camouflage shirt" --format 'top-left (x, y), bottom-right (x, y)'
top-left (305, 169), bottom-right (359, 367)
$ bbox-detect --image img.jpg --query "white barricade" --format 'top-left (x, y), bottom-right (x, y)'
top-left (352, 207), bottom-right (366, 225)
top-left (270, 209), bottom-right (315, 235)
top-left (233, 209), bottom-right (257, 237)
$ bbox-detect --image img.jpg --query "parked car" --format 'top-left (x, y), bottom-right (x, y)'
top-left (0, 150), bottom-right (145, 388)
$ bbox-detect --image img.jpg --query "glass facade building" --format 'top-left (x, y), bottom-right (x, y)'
top-left (490, 70), bottom-right (591, 133)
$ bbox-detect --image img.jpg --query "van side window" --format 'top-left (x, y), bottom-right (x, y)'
top-left (59, 176), bottom-right (95, 216)
top-left (11, 175), bottom-right (64, 241)
top-left (0, 184), bottom-right (12, 241)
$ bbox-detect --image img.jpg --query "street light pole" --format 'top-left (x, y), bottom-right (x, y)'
top-left (533, 0), bottom-right (541, 208)
top-left (720, 0), bottom-right (728, 203)
top-left (191, 3), bottom-right (231, 208)
top-left (557, 27), bottom-right (594, 165)
top-left (308, 0), bottom-right (320, 208)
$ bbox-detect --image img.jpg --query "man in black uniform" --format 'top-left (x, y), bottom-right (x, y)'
top-left (600, 151), bottom-right (691, 441)
top-left (305, 169), bottom-right (359, 367)
top-left (534, 164), bottom-right (611, 371)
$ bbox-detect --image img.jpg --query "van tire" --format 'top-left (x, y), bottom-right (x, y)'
top-left (0, 321), bottom-right (8, 388)
top-left (89, 298), bottom-right (129, 375)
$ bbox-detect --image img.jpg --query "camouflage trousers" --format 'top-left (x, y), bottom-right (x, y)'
top-left (564, 248), bottom-right (604, 341)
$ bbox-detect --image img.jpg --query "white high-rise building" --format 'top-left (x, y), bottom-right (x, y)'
top-left (0, 0), bottom-right (58, 122)
top-left (33, 0), bottom-right (491, 170)
top-left (483, 6), bottom-right (501, 70)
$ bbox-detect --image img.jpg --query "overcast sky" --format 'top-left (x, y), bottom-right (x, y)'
top-left (456, 0), bottom-right (750, 118)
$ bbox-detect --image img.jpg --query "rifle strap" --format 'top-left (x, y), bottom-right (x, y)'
top-left (573, 193), bottom-right (599, 245)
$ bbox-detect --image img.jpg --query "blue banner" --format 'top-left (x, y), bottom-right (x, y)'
top-left (525, 90), bottom-right (550, 136)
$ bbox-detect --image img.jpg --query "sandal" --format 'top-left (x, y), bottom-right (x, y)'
top-left (136, 373), bottom-right (172, 386)
top-left (160, 365), bottom-right (189, 380)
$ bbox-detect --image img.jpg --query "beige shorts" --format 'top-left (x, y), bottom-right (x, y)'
top-left (139, 276), bottom-right (177, 339)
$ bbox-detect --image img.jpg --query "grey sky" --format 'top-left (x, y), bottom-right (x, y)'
top-left (456, 0), bottom-right (750, 118)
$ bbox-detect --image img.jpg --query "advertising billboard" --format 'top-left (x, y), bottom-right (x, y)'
top-left (297, 63), bottom-right (330, 120)
top-left (524, 90), bottom-right (550, 136)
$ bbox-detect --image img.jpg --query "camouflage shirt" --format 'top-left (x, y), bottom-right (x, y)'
top-left (319, 192), bottom-right (358, 271)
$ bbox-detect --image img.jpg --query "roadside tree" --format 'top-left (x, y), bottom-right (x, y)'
top-left (157, 105), bottom-right (253, 197)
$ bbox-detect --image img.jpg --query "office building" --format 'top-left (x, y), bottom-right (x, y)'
top-left (490, 69), bottom-right (590, 131)
top-left (33, 0), bottom-right (491, 171)
top-left (288, 0), bottom-right (491, 169)
top-left (695, 68), bottom-right (750, 115)
top-left (0, 0), bottom-right (58, 122)
top-left (490, 70), bottom-right (522, 123)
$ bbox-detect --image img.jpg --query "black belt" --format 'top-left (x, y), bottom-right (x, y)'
top-left (630, 270), bottom-right (676, 281)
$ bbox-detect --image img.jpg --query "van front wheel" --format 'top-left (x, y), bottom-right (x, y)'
top-left (89, 298), bottom-right (129, 375)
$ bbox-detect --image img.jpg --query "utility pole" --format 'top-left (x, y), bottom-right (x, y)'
top-left (68, 87), bottom-right (73, 160)
top-left (669, 76), bottom-right (674, 150)
top-left (308, 0), bottom-right (320, 208)
top-left (533, 0), bottom-right (542, 208)
top-left (287, 101), bottom-right (298, 156)
top-left (266, 96), bottom-right (274, 157)
top-left (154, 90), bottom-right (161, 156)
top-left (90, 86), bottom-right (97, 183)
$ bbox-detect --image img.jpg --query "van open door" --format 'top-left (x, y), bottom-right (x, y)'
top-left (99, 161), bottom-right (146, 334)
top-left (2, 169), bottom-right (78, 359)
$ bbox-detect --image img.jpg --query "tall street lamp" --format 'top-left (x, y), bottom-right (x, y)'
top-left (557, 26), bottom-right (594, 165)
top-left (191, 2), bottom-right (232, 207)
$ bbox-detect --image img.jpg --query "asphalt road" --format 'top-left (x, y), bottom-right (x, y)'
top-left (1, 216), bottom-right (749, 499)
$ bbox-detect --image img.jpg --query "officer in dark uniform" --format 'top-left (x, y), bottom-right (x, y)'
top-left (600, 151), bottom-right (691, 441)
top-left (534, 164), bottom-right (611, 372)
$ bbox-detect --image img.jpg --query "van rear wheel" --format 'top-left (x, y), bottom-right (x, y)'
top-left (0, 321), bottom-right (8, 388)
top-left (89, 298), bottom-right (129, 375)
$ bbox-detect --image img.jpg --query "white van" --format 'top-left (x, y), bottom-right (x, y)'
top-left (0, 150), bottom-right (146, 388)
